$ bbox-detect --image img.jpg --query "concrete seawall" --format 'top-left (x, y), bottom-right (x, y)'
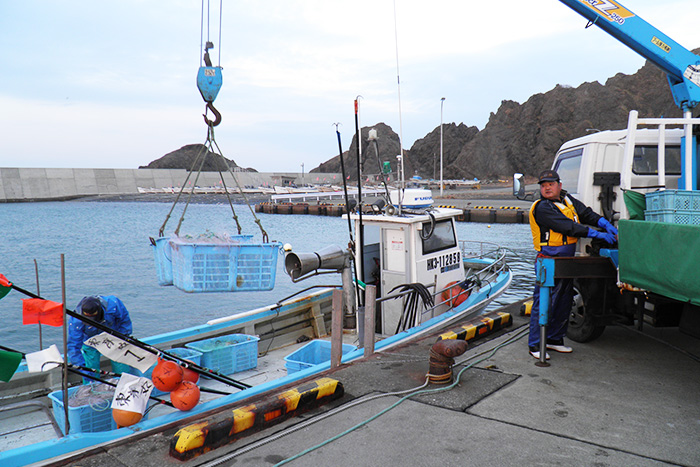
top-left (0, 168), bottom-right (340, 202)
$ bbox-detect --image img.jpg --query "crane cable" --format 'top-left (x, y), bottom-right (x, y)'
top-left (156, 0), bottom-right (269, 242)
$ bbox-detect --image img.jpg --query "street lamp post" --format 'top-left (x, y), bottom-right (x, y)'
top-left (440, 97), bottom-right (445, 196)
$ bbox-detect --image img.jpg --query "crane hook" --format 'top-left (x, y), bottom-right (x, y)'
top-left (203, 102), bottom-right (222, 127)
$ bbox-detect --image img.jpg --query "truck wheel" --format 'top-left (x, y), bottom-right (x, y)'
top-left (567, 279), bottom-right (606, 343)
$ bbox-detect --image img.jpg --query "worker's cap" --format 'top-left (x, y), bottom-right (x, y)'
top-left (80, 296), bottom-right (104, 317)
top-left (538, 170), bottom-right (560, 184)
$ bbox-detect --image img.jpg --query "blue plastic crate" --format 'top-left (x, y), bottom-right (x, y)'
top-left (144, 347), bottom-right (203, 396)
top-left (152, 237), bottom-right (174, 286)
top-left (645, 190), bottom-right (700, 212)
top-left (185, 334), bottom-right (259, 375)
top-left (49, 380), bottom-right (151, 434)
top-left (48, 382), bottom-right (117, 434)
top-left (284, 340), bottom-right (357, 374)
top-left (644, 209), bottom-right (700, 225)
top-left (170, 236), bottom-right (281, 293)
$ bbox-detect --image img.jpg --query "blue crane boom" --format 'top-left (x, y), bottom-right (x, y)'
top-left (559, 0), bottom-right (700, 111)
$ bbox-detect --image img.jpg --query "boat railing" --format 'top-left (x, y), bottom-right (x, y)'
top-left (431, 242), bottom-right (509, 311)
top-left (459, 240), bottom-right (506, 261)
top-left (373, 242), bottom-right (509, 331)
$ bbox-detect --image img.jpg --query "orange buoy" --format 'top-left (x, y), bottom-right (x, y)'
top-left (112, 408), bottom-right (143, 427)
top-left (170, 381), bottom-right (200, 411)
top-left (441, 281), bottom-right (470, 308)
top-left (182, 360), bottom-right (200, 384)
top-left (151, 360), bottom-right (184, 392)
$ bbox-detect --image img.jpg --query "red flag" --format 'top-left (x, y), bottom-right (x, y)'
top-left (22, 299), bottom-right (64, 327)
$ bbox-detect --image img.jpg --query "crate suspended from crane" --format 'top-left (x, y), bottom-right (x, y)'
top-left (153, 234), bottom-right (282, 293)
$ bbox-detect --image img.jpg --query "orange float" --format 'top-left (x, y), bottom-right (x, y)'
top-left (151, 360), bottom-right (184, 392)
top-left (182, 360), bottom-right (200, 383)
top-left (441, 281), bottom-right (470, 308)
top-left (112, 408), bottom-right (143, 427)
top-left (170, 381), bottom-right (200, 411)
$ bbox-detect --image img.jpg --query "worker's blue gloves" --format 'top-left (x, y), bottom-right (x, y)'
top-left (587, 227), bottom-right (616, 245)
top-left (597, 217), bottom-right (618, 237)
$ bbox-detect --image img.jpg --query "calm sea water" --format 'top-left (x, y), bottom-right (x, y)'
top-left (0, 201), bottom-right (535, 354)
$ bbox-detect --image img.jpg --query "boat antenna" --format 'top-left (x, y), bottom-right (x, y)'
top-left (354, 97), bottom-right (364, 306)
top-left (393, 0), bottom-right (405, 213)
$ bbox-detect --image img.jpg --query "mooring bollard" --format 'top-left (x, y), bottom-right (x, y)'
top-left (535, 257), bottom-right (555, 367)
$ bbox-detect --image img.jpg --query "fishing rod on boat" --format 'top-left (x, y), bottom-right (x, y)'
top-left (62, 361), bottom-right (231, 397)
top-left (0, 344), bottom-right (177, 408)
top-left (5, 281), bottom-right (252, 391)
top-left (334, 123), bottom-right (363, 309)
top-left (66, 362), bottom-right (232, 397)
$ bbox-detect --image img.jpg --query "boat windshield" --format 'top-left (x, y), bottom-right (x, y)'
top-left (422, 219), bottom-right (457, 255)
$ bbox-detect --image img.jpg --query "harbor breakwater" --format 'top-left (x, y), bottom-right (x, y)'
top-left (0, 167), bottom-right (341, 203)
top-left (255, 202), bottom-right (528, 224)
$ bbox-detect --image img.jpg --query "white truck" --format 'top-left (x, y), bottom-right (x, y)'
top-left (516, 111), bottom-right (700, 342)
top-left (513, 0), bottom-right (700, 343)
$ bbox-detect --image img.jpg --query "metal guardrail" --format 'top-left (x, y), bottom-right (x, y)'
top-left (373, 241), bottom-right (509, 331)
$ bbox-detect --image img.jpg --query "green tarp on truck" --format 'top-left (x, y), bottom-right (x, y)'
top-left (619, 219), bottom-right (700, 306)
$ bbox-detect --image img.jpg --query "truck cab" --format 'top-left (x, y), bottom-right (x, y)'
top-left (552, 127), bottom-right (683, 230)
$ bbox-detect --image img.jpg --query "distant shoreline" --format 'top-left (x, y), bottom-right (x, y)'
top-left (3, 183), bottom-right (534, 209)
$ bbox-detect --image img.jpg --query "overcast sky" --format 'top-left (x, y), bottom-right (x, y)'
top-left (1, 1), bottom-right (698, 173)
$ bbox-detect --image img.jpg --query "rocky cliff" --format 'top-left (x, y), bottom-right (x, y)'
top-left (140, 144), bottom-right (255, 172)
top-left (313, 57), bottom-right (691, 181)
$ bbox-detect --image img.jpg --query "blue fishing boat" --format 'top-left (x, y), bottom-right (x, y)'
top-left (0, 197), bottom-right (511, 466)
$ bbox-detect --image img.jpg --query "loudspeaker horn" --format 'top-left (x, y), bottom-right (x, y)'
top-left (284, 245), bottom-right (347, 281)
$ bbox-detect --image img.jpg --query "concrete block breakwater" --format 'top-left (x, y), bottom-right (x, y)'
top-left (0, 168), bottom-right (340, 202)
top-left (255, 202), bottom-right (528, 224)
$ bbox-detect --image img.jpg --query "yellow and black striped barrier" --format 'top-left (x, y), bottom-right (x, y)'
top-left (437, 311), bottom-right (512, 342)
top-left (170, 377), bottom-right (344, 461)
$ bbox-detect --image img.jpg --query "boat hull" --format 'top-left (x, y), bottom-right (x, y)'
top-left (0, 263), bottom-right (511, 466)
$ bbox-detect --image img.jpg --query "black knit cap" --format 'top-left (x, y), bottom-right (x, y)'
top-left (81, 296), bottom-right (103, 316)
top-left (538, 170), bottom-right (560, 184)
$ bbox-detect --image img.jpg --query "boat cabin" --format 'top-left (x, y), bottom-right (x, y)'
top-left (351, 206), bottom-right (466, 334)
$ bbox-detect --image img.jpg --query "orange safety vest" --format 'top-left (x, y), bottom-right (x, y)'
top-left (529, 196), bottom-right (580, 251)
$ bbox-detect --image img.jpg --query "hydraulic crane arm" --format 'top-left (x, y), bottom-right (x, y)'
top-left (559, 0), bottom-right (700, 111)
